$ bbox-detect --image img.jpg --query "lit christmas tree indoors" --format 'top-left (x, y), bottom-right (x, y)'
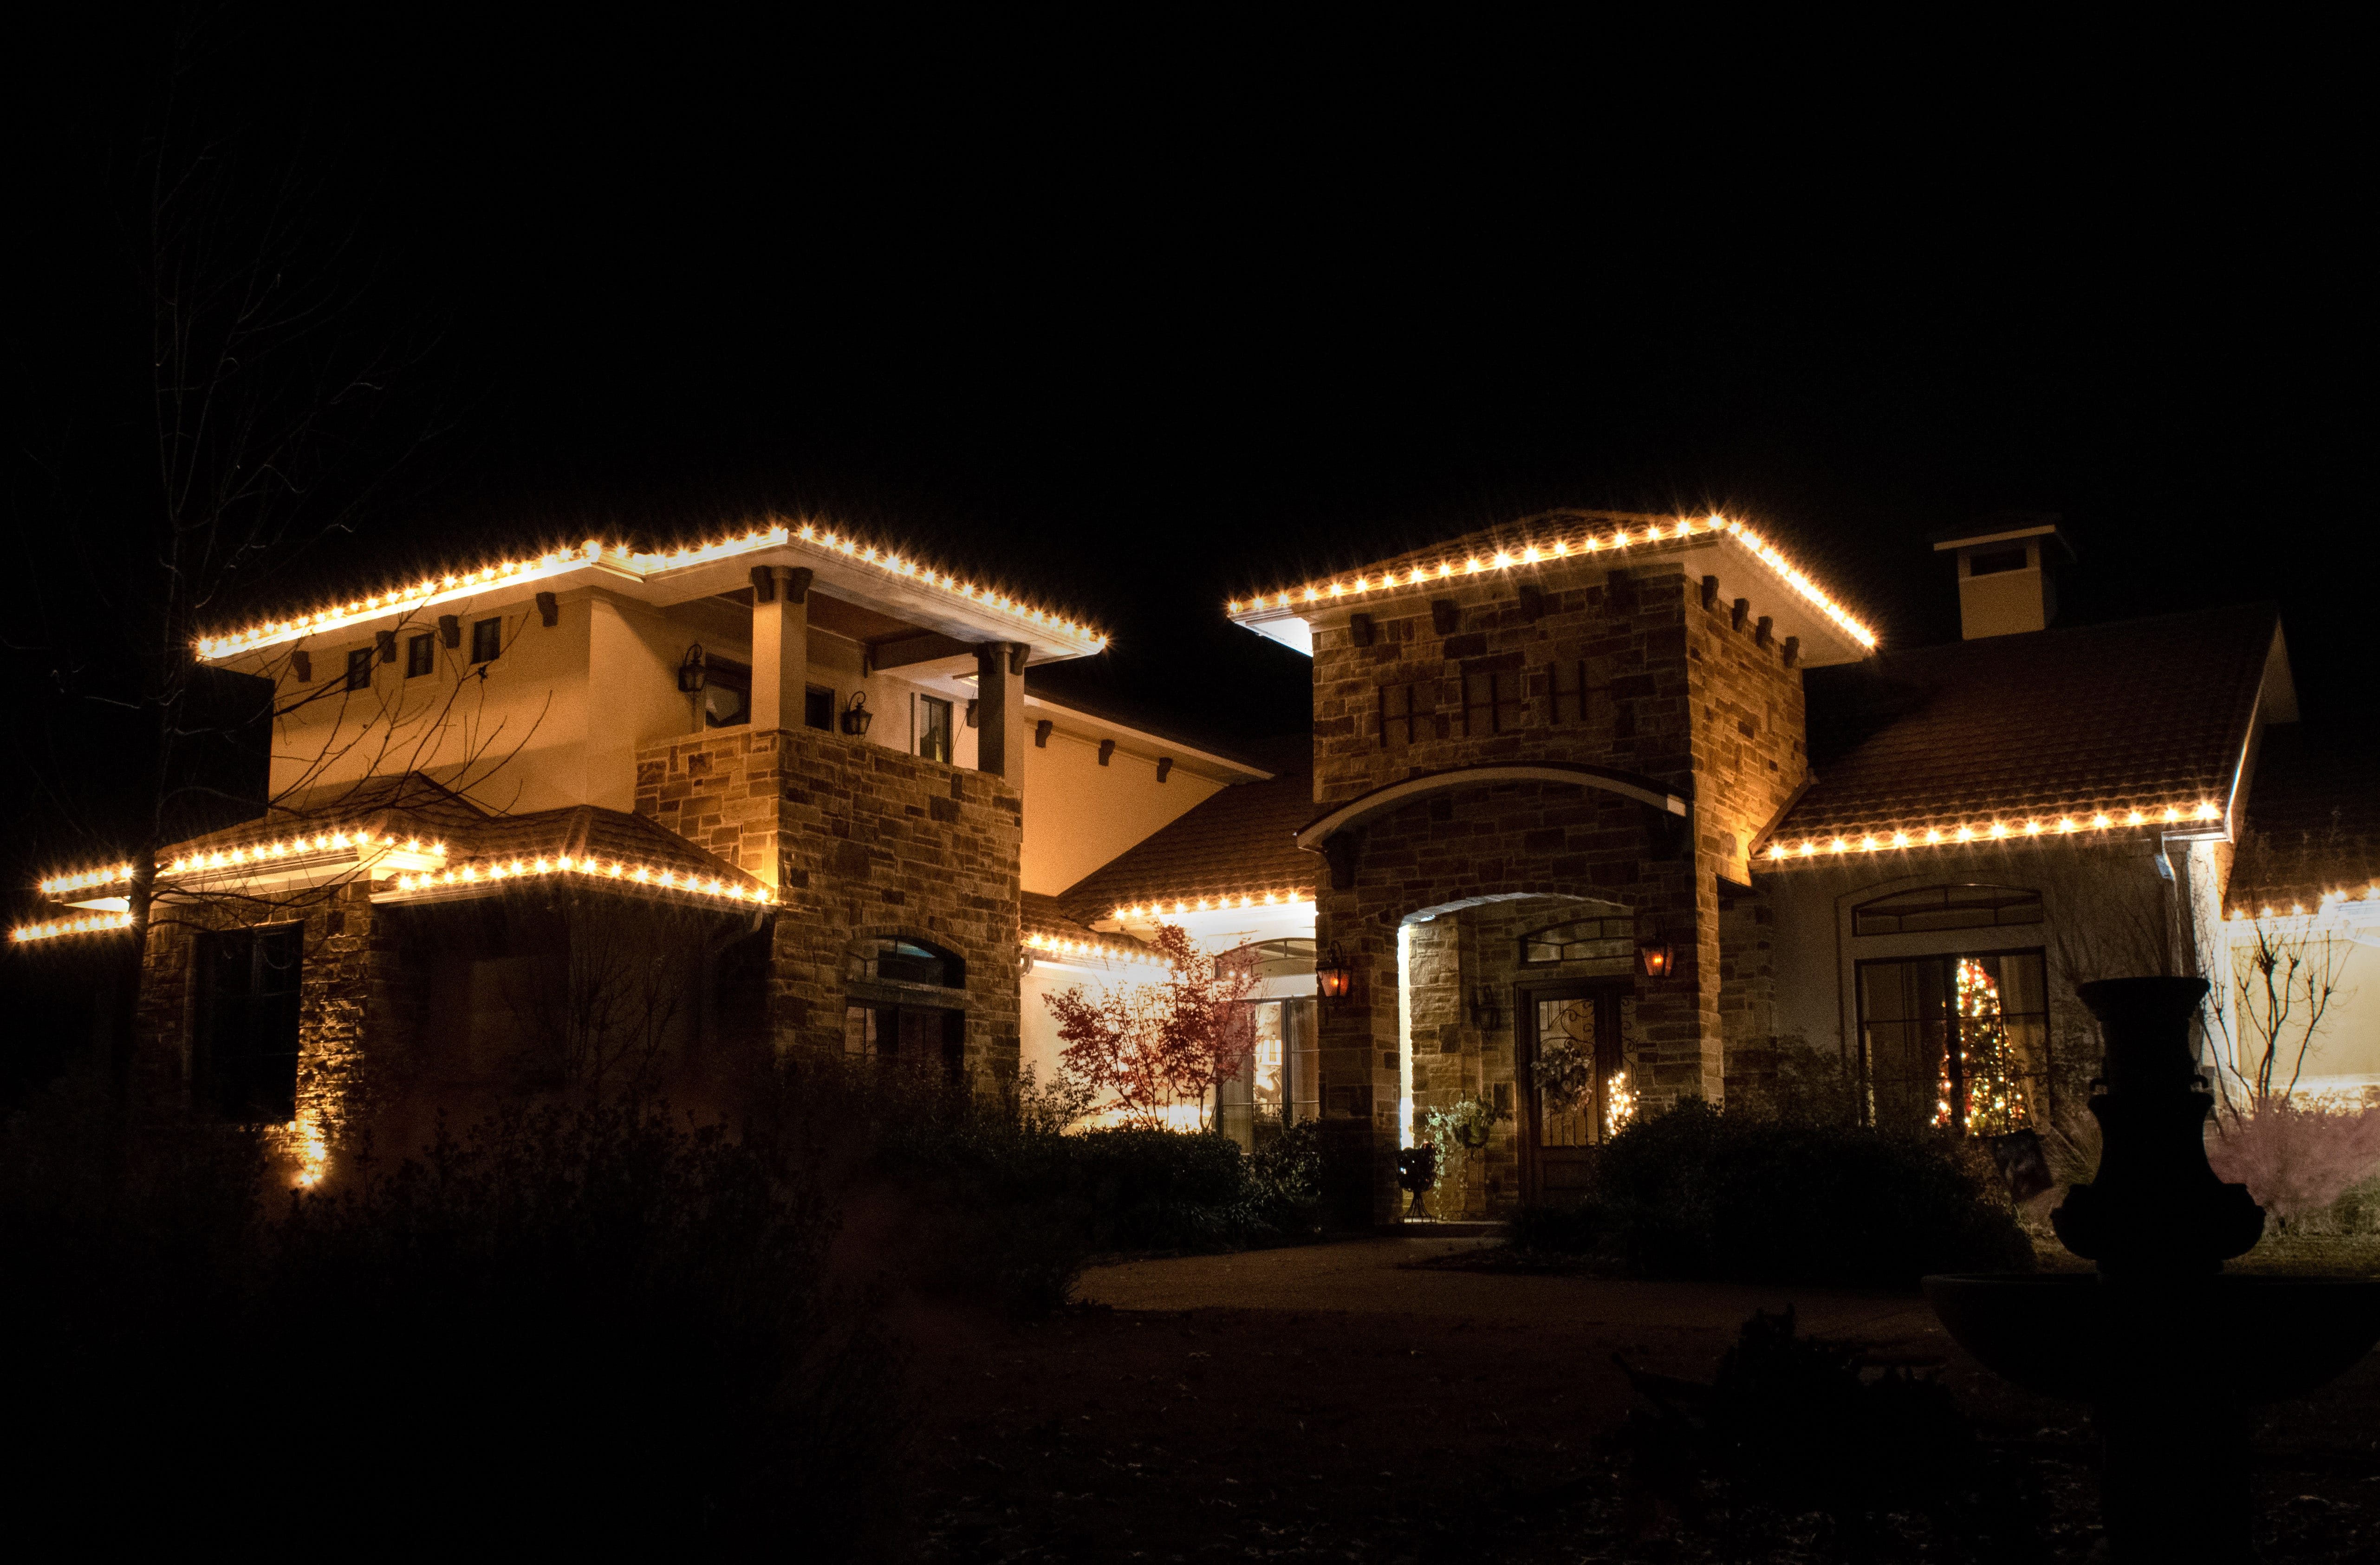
top-left (1934, 957), bottom-right (2031, 1135)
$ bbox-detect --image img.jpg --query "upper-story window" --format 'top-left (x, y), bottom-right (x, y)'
top-left (345, 648), bottom-right (373, 691)
top-left (1461, 662), bottom-right (1526, 735)
top-left (470, 617), bottom-right (503, 664)
top-left (917, 695), bottom-right (953, 764)
top-left (1853, 884), bottom-right (2044, 937)
top-left (406, 632), bottom-right (434, 678)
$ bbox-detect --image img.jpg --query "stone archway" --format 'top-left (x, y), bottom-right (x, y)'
top-left (1395, 891), bottom-right (1639, 1216)
top-left (1306, 773), bottom-right (1714, 1226)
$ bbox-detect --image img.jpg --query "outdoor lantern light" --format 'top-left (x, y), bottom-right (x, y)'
top-left (1636, 930), bottom-right (1676, 979)
top-left (1315, 943), bottom-right (1353, 1001)
top-left (840, 692), bottom-right (873, 736)
top-left (677, 644), bottom-right (707, 693)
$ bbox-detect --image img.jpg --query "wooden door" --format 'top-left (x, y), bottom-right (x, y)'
top-left (1516, 982), bottom-right (1624, 1205)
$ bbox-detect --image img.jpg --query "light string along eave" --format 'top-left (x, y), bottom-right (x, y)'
top-left (194, 520), bottom-right (1109, 662)
top-left (1226, 516), bottom-right (1878, 652)
top-left (1762, 801), bottom-right (2225, 864)
top-left (391, 852), bottom-right (773, 906)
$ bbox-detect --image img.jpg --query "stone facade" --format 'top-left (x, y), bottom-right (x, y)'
top-left (1405, 895), bottom-right (1638, 1215)
top-left (635, 725), bottom-right (1024, 1084)
top-left (1306, 559), bottom-right (1807, 1221)
top-left (135, 879), bottom-right (386, 1180)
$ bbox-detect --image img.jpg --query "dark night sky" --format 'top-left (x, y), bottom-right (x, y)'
top-left (7, 13), bottom-right (2373, 883)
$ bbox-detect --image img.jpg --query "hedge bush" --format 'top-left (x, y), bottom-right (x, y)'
top-left (1512, 1099), bottom-right (2035, 1288)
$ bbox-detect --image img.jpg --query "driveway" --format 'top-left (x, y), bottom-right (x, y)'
top-left (1080, 1234), bottom-right (1949, 1347)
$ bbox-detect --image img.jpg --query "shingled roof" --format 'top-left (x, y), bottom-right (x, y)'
top-left (1021, 890), bottom-right (1160, 964)
top-left (1765, 603), bottom-right (2280, 860)
top-left (2226, 728), bottom-right (2380, 916)
top-left (1055, 739), bottom-right (1316, 924)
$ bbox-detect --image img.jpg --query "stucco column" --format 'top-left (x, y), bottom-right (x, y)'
top-left (975, 640), bottom-right (1027, 781)
top-left (749, 566), bottom-right (811, 731)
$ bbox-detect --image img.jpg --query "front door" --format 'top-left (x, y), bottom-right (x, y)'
top-left (1515, 983), bottom-right (1626, 1204)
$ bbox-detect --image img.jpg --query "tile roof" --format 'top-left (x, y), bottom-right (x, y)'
top-left (461, 805), bottom-right (767, 896)
top-left (1021, 890), bottom-right (1160, 964)
top-left (2225, 728), bottom-right (2380, 915)
top-left (146, 774), bottom-right (763, 908)
top-left (1055, 739), bottom-right (1317, 924)
top-left (169, 774), bottom-right (494, 857)
top-left (1765, 604), bottom-right (2278, 860)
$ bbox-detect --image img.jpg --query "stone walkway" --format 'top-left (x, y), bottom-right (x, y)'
top-left (1080, 1234), bottom-right (1948, 1346)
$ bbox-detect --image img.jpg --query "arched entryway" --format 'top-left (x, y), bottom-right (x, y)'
top-left (1396, 893), bottom-right (1640, 1214)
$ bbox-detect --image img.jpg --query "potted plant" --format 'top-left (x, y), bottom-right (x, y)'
top-left (1396, 1143), bottom-right (1440, 1218)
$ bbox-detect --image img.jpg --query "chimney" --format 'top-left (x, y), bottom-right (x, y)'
top-left (1930, 512), bottom-right (2073, 639)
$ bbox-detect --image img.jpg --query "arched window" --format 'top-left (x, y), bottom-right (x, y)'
top-left (1520, 915), bottom-right (1635, 964)
top-left (864, 936), bottom-right (965, 988)
top-left (1853, 885), bottom-right (2043, 937)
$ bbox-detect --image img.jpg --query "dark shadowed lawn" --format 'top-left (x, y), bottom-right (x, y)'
top-left (897, 1238), bottom-right (2380, 1563)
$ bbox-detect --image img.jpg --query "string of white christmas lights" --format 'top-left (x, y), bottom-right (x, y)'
top-left (195, 520), bottom-right (1107, 662)
top-left (11, 912), bottom-right (135, 943)
top-left (1763, 802), bottom-right (2225, 863)
top-left (391, 853), bottom-right (772, 904)
top-left (1110, 890), bottom-right (1312, 920)
top-left (1024, 930), bottom-right (1165, 966)
top-left (1228, 516), bottom-right (1878, 651)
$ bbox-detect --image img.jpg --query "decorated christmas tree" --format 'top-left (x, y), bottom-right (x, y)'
top-left (1935, 956), bottom-right (2030, 1135)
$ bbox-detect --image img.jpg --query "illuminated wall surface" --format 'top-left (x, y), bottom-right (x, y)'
top-left (23, 509), bottom-right (2373, 1206)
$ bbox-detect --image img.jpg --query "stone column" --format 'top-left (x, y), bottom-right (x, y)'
top-left (974, 640), bottom-right (1027, 781)
top-left (749, 566), bottom-right (811, 732)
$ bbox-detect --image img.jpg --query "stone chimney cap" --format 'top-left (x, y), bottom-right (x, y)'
top-left (1929, 511), bottom-right (2076, 559)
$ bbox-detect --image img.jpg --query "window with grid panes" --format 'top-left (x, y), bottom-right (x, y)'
top-left (1461, 663), bottom-right (1526, 735)
top-left (1378, 681), bottom-right (1424, 749)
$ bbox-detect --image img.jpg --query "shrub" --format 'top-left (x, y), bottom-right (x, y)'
top-left (2207, 1098), bottom-right (2380, 1228)
top-left (1512, 1100), bottom-right (2035, 1287)
top-left (3, 1094), bottom-right (902, 1551)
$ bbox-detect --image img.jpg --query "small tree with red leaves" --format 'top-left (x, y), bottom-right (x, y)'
top-left (1041, 925), bottom-right (1258, 1129)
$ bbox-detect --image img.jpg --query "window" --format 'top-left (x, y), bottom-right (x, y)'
top-left (406, 633), bottom-right (434, 678)
top-left (862, 937), bottom-right (962, 988)
top-left (1853, 884), bottom-right (2043, 937)
top-left (1461, 662), bottom-right (1526, 735)
top-left (195, 925), bottom-right (304, 1122)
top-left (1545, 660), bottom-right (1594, 726)
top-left (1215, 997), bottom-right (1319, 1153)
top-left (842, 1003), bottom-right (964, 1077)
top-left (917, 695), bottom-right (952, 763)
top-left (1522, 916), bottom-right (1636, 964)
top-left (1858, 949), bottom-right (2051, 1134)
top-left (345, 648), bottom-right (373, 691)
top-left (804, 685), bottom-right (834, 731)
top-left (469, 617), bottom-right (503, 664)
top-left (702, 657), bottom-right (751, 728)
top-left (1378, 682), bottom-right (1424, 749)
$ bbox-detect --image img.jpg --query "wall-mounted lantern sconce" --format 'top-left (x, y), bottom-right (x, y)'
top-left (1316, 943), bottom-right (1354, 1004)
top-left (1636, 929), bottom-right (1676, 979)
top-left (677, 645), bottom-right (707, 693)
top-left (1469, 983), bottom-right (1505, 1032)
top-left (840, 692), bottom-right (873, 736)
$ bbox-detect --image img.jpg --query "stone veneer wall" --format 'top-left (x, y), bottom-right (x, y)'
top-left (635, 726), bottom-right (1023, 1084)
top-left (135, 879), bottom-right (387, 1176)
top-left (1408, 896), bottom-right (1638, 1215)
top-left (1306, 559), bottom-right (1808, 1221)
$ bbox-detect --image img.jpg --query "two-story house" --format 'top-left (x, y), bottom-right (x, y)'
top-left (23, 509), bottom-right (2375, 1218)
